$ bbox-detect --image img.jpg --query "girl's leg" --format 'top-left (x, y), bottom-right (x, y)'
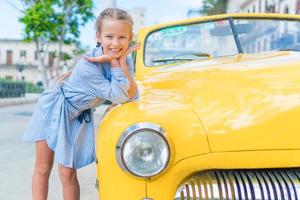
top-left (58, 164), bottom-right (80, 200)
top-left (32, 140), bottom-right (54, 200)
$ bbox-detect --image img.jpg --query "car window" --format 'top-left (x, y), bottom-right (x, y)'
top-left (144, 17), bottom-right (300, 67)
top-left (144, 19), bottom-right (238, 67)
top-left (235, 19), bottom-right (300, 53)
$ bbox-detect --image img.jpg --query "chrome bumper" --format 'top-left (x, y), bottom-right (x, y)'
top-left (175, 168), bottom-right (300, 200)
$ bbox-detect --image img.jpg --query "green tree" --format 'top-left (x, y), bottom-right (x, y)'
top-left (200, 0), bottom-right (228, 15)
top-left (19, 0), bottom-right (94, 88)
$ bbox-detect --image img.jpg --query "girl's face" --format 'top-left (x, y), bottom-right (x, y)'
top-left (96, 18), bottom-right (132, 59)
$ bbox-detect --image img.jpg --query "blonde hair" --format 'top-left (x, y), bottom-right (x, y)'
top-left (96, 8), bottom-right (133, 33)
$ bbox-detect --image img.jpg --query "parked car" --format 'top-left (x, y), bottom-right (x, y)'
top-left (95, 13), bottom-right (300, 199)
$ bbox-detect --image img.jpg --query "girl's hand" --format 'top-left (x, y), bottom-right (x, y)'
top-left (126, 43), bottom-right (141, 55)
top-left (119, 43), bottom-right (141, 65)
top-left (85, 54), bottom-right (120, 68)
top-left (84, 54), bottom-right (120, 67)
top-left (84, 54), bottom-right (113, 63)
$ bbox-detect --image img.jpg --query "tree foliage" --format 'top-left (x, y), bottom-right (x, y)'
top-left (20, 0), bottom-right (94, 43)
top-left (54, 0), bottom-right (94, 44)
top-left (19, 0), bottom-right (58, 42)
top-left (19, 0), bottom-right (94, 88)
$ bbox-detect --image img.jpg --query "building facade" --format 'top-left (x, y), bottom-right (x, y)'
top-left (227, 0), bottom-right (300, 14)
top-left (226, 0), bottom-right (300, 54)
top-left (0, 39), bottom-right (76, 84)
top-left (127, 7), bottom-right (147, 35)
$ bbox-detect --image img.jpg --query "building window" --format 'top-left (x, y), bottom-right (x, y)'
top-left (48, 52), bottom-right (54, 66)
top-left (20, 50), bottom-right (26, 58)
top-left (271, 4), bottom-right (276, 13)
top-left (259, 0), bottom-right (262, 12)
top-left (6, 50), bottom-right (13, 65)
top-left (271, 35), bottom-right (275, 49)
top-left (297, 0), bottom-right (300, 14)
top-left (34, 51), bottom-right (38, 60)
top-left (264, 38), bottom-right (268, 51)
top-left (265, 1), bottom-right (268, 12)
top-left (265, 1), bottom-right (276, 13)
top-left (284, 5), bottom-right (289, 14)
top-left (253, 5), bottom-right (256, 13)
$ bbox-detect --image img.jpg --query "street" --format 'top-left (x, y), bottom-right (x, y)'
top-left (0, 103), bottom-right (99, 200)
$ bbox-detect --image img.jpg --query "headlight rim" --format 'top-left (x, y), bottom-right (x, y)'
top-left (116, 122), bottom-right (170, 178)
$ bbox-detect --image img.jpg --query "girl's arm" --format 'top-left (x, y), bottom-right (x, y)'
top-left (118, 59), bottom-right (137, 99)
top-left (118, 45), bottom-right (140, 99)
top-left (119, 61), bottom-right (137, 99)
top-left (80, 60), bottom-right (130, 104)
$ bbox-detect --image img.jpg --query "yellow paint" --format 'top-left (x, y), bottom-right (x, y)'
top-left (134, 51), bottom-right (300, 152)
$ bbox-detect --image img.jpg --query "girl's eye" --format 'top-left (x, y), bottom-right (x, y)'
top-left (106, 36), bottom-right (113, 38)
top-left (120, 36), bottom-right (126, 39)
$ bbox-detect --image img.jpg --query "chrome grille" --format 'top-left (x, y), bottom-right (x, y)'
top-left (175, 169), bottom-right (300, 200)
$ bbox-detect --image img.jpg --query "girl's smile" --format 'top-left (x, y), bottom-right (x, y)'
top-left (97, 18), bottom-right (132, 59)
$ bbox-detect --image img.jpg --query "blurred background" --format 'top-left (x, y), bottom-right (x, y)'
top-left (0, 0), bottom-right (204, 91)
top-left (1, 0), bottom-right (300, 199)
top-left (1, 0), bottom-right (299, 90)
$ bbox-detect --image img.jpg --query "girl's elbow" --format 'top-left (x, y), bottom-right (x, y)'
top-left (127, 86), bottom-right (138, 99)
top-left (128, 89), bottom-right (139, 101)
top-left (128, 92), bottom-right (135, 99)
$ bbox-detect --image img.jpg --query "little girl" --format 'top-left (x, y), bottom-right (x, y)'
top-left (23, 8), bottom-right (138, 200)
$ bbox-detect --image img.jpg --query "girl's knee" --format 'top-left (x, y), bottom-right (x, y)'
top-left (34, 163), bottom-right (53, 177)
top-left (58, 165), bottom-right (77, 184)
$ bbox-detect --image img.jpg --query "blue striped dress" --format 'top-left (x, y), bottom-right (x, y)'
top-left (23, 47), bottom-right (138, 169)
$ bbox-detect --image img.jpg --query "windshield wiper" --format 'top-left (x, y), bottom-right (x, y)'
top-left (153, 52), bottom-right (212, 64)
top-left (173, 52), bottom-right (211, 59)
top-left (278, 48), bottom-right (300, 52)
top-left (153, 58), bottom-right (195, 63)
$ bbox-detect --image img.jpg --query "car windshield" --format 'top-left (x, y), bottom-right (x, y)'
top-left (236, 19), bottom-right (300, 53)
top-left (144, 18), bottom-right (300, 67)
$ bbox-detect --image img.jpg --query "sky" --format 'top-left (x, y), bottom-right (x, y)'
top-left (0, 0), bottom-right (203, 47)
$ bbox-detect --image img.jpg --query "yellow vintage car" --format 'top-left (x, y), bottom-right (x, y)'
top-left (95, 13), bottom-right (300, 199)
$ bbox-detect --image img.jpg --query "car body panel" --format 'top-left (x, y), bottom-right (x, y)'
top-left (96, 102), bottom-right (210, 199)
top-left (137, 51), bottom-right (300, 152)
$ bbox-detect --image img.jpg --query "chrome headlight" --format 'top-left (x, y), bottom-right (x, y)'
top-left (116, 123), bottom-right (170, 178)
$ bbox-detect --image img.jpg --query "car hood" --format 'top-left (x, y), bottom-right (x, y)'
top-left (139, 51), bottom-right (300, 152)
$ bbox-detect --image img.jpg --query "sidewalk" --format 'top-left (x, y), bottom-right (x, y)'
top-left (0, 93), bottom-right (40, 107)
